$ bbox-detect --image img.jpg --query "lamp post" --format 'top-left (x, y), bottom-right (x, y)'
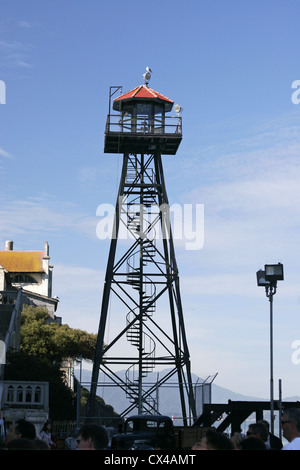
top-left (256, 263), bottom-right (284, 435)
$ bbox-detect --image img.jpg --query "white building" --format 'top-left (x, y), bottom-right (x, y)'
top-left (0, 241), bottom-right (59, 427)
top-left (0, 240), bottom-right (59, 318)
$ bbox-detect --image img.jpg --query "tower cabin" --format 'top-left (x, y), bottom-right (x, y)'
top-left (104, 82), bottom-right (182, 155)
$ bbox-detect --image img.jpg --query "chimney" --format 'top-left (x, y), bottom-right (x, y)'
top-left (5, 241), bottom-right (13, 251)
top-left (44, 241), bottom-right (49, 258)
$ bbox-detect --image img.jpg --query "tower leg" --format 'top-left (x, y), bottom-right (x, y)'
top-left (87, 154), bottom-right (129, 418)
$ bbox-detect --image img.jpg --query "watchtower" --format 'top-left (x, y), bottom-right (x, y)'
top-left (87, 70), bottom-right (196, 423)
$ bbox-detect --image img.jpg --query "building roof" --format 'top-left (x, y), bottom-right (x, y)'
top-left (113, 85), bottom-right (174, 112)
top-left (0, 251), bottom-right (45, 273)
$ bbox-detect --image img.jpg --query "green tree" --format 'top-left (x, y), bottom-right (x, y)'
top-left (4, 305), bottom-right (100, 420)
top-left (20, 305), bottom-right (97, 361)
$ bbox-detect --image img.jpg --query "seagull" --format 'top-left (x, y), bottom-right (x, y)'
top-left (143, 67), bottom-right (152, 86)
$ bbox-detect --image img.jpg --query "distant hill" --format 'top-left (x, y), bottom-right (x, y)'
top-left (75, 368), bottom-right (300, 439)
top-left (75, 368), bottom-right (282, 418)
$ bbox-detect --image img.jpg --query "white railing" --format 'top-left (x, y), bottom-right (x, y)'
top-left (1, 380), bottom-right (49, 411)
top-left (0, 290), bottom-right (20, 305)
top-left (106, 114), bottom-right (182, 136)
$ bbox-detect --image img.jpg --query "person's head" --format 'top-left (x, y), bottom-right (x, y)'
top-left (41, 420), bottom-right (52, 432)
top-left (76, 424), bottom-right (108, 450)
top-left (247, 422), bottom-right (268, 443)
top-left (14, 419), bottom-right (36, 440)
top-left (282, 407), bottom-right (300, 442)
top-left (258, 419), bottom-right (270, 433)
top-left (192, 429), bottom-right (233, 450)
top-left (230, 432), bottom-right (243, 450)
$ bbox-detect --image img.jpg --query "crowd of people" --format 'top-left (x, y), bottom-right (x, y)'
top-left (0, 418), bottom-right (54, 450)
top-left (192, 408), bottom-right (300, 450)
top-left (0, 418), bottom-right (109, 450)
top-left (0, 407), bottom-right (300, 450)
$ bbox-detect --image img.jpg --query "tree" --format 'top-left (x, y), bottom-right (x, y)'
top-left (4, 305), bottom-right (103, 420)
top-left (20, 305), bottom-right (97, 361)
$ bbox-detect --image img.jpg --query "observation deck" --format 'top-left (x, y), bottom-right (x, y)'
top-left (104, 113), bottom-right (182, 155)
top-left (104, 83), bottom-right (182, 155)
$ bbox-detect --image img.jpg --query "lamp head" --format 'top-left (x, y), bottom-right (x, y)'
top-left (256, 269), bottom-right (270, 287)
top-left (257, 263), bottom-right (284, 287)
top-left (265, 263), bottom-right (284, 282)
top-left (174, 104), bottom-right (183, 116)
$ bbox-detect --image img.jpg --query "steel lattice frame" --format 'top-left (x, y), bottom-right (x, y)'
top-left (87, 152), bottom-right (196, 424)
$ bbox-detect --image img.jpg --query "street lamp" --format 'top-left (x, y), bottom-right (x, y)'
top-left (256, 262), bottom-right (284, 435)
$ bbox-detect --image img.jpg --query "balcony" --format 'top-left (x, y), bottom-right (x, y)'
top-left (1, 380), bottom-right (49, 411)
top-left (104, 114), bottom-right (182, 155)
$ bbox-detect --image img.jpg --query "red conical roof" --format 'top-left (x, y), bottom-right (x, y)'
top-left (113, 85), bottom-right (174, 112)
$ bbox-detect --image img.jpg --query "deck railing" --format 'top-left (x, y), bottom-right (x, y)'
top-left (106, 114), bottom-right (182, 136)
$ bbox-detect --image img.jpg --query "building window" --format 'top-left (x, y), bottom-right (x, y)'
top-left (7, 385), bottom-right (14, 402)
top-left (17, 385), bottom-right (23, 402)
top-left (26, 386), bottom-right (32, 403)
top-left (34, 386), bottom-right (41, 403)
top-left (11, 274), bottom-right (38, 284)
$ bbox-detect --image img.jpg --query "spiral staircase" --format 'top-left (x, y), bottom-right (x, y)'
top-left (124, 163), bottom-right (158, 410)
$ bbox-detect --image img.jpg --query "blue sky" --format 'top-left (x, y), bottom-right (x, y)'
top-left (1, 0), bottom-right (300, 402)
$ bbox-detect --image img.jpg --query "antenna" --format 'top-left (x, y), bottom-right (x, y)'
top-left (143, 67), bottom-right (152, 86)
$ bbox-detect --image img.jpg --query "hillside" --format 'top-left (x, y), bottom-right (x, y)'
top-left (75, 368), bottom-right (270, 418)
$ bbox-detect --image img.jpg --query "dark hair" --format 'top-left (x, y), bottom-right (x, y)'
top-left (79, 424), bottom-right (108, 449)
top-left (205, 429), bottom-right (233, 450)
top-left (258, 419), bottom-right (269, 431)
top-left (41, 420), bottom-right (52, 432)
top-left (248, 422), bottom-right (268, 442)
top-left (240, 437), bottom-right (266, 450)
top-left (15, 419), bottom-right (36, 439)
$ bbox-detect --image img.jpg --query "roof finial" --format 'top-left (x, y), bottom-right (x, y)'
top-left (143, 67), bottom-right (152, 87)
